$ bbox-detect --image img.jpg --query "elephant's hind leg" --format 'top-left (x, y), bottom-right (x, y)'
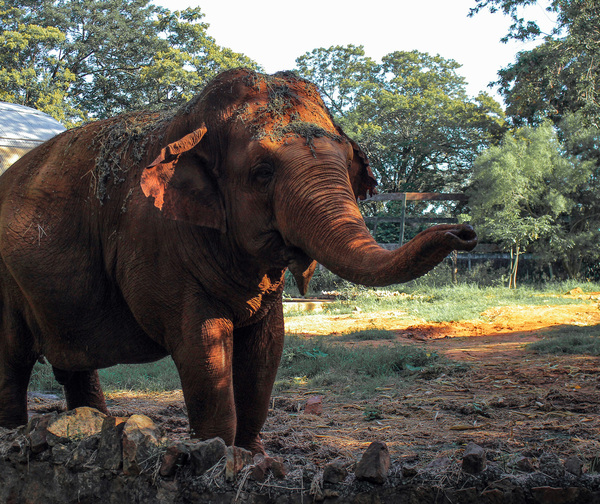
top-left (52, 368), bottom-right (108, 414)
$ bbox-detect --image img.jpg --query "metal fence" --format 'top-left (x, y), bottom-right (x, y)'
top-left (0, 137), bottom-right (44, 173)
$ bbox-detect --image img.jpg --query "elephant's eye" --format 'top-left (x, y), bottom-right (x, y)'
top-left (251, 163), bottom-right (275, 185)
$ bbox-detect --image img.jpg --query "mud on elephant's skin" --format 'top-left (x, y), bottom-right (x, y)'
top-left (0, 69), bottom-right (476, 453)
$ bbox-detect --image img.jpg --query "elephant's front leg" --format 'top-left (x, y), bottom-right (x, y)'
top-left (232, 302), bottom-right (285, 454)
top-left (171, 318), bottom-right (236, 444)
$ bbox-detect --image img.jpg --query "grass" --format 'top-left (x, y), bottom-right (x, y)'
top-left (29, 358), bottom-right (181, 394)
top-left (274, 334), bottom-right (460, 397)
top-left (291, 281), bottom-right (600, 323)
top-left (527, 326), bottom-right (600, 355)
top-left (333, 329), bottom-right (397, 342)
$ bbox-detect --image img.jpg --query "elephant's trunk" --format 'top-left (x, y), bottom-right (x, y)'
top-left (277, 159), bottom-right (477, 287)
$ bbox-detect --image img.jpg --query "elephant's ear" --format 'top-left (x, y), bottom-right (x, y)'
top-left (348, 139), bottom-right (377, 201)
top-left (141, 125), bottom-right (226, 232)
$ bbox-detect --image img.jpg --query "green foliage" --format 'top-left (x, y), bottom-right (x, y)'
top-left (468, 120), bottom-right (597, 282)
top-left (552, 112), bottom-right (600, 277)
top-left (527, 326), bottom-right (600, 355)
top-left (295, 45), bottom-right (506, 195)
top-left (471, 0), bottom-right (600, 125)
top-left (0, 0), bottom-right (258, 125)
top-left (0, 0), bottom-right (77, 123)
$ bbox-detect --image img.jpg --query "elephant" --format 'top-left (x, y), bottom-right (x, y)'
top-left (0, 69), bottom-right (476, 453)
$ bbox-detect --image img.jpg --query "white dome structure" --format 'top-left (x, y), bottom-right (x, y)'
top-left (0, 102), bottom-right (66, 173)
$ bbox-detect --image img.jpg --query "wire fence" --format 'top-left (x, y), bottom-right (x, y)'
top-left (0, 137), bottom-right (44, 173)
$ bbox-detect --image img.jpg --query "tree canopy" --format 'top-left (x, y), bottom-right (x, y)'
top-left (0, 0), bottom-right (258, 125)
top-left (471, 0), bottom-right (600, 125)
top-left (296, 45), bottom-right (506, 195)
top-left (469, 119), bottom-right (599, 281)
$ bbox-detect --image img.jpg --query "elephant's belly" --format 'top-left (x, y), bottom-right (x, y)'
top-left (32, 301), bottom-right (169, 371)
top-left (41, 325), bottom-right (169, 371)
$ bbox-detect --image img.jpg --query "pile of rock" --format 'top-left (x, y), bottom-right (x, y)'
top-left (1, 407), bottom-right (598, 503)
top-left (2, 407), bottom-right (290, 482)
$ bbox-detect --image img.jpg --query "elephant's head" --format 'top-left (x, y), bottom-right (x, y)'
top-left (141, 69), bottom-right (477, 294)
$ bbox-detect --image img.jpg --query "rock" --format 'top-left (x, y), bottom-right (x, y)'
top-left (539, 452), bottom-right (565, 478)
top-left (531, 486), bottom-right (584, 504)
top-left (249, 454), bottom-right (288, 481)
top-left (270, 456), bottom-right (287, 479)
top-left (122, 414), bottom-right (163, 476)
top-left (225, 445), bottom-right (253, 481)
top-left (25, 412), bottom-right (58, 454)
top-left (515, 456), bottom-right (535, 473)
top-left (564, 456), bottom-right (583, 477)
top-left (426, 457), bottom-right (452, 471)
top-left (401, 463), bottom-right (418, 477)
top-left (481, 488), bottom-right (504, 503)
top-left (51, 443), bottom-right (71, 465)
top-left (187, 437), bottom-right (227, 476)
top-left (96, 416), bottom-right (127, 471)
top-left (27, 392), bottom-right (60, 402)
top-left (304, 396), bottom-right (323, 416)
top-left (250, 454), bottom-right (269, 482)
top-left (159, 442), bottom-right (190, 478)
top-left (46, 407), bottom-right (107, 446)
top-left (323, 459), bottom-right (347, 484)
top-left (67, 435), bottom-right (99, 471)
top-left (462, 442), bottom-right (486, 474)
top-left (354, 441), bottom-right (391, 485)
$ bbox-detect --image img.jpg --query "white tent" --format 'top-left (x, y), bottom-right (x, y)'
top-left (0, 102), bottom-right (66, 173)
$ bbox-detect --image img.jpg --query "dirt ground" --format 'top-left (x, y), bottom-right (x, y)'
top-left (29, 292), bottom-right (600, 473)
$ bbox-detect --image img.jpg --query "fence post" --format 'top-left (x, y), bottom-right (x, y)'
top-left (399, 193), bottom-right (407, 247)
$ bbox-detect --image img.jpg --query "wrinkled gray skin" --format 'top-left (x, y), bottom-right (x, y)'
top-left (0, 69), bottom-right (477, 454)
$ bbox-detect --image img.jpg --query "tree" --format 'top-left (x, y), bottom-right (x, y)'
top-left (295, 46), bottom-right (506, 196)
top-left (0, 1), bottom-right (77, 123)
top-left (470, 0), bottom-right (600, 126)
top-left (0, 0), bottom-right (258, 125)
top-left (552, 112), bottom-right (600, 278)
top-left (469, 121), bottom-right (595, 285)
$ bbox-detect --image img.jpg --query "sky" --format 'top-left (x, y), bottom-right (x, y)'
top-left (153, 0), bottom-right (555, 102)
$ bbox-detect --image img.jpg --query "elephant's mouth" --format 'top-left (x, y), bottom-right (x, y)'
top-left (256, 230), bottom-right (315, 293)
top-left (284, 246), bottom-right (316, 296)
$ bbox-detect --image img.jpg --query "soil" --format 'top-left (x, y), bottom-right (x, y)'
top-left (28, 293), bottom-right (600, 475)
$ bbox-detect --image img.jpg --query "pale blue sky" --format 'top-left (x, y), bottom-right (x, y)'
top-left (153, 0), bottom-right (555, 102)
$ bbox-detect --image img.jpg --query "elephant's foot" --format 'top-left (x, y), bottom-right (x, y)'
top-left (235, 433), bottom-right (266, 455)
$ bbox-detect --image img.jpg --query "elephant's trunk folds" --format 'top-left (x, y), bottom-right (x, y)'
top-left (278, 163), bottom-right (477, 287)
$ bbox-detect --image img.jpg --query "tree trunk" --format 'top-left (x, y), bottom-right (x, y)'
top-left (451, 250), bottom-right (458, 284)
top-left (509, 245), bottom-right (520, 289)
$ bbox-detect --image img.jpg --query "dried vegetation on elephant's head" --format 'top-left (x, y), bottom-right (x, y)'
top-left (232, 70), bottom-right (345, 152)
top-left (91, 109), bottom-right (176, 203)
